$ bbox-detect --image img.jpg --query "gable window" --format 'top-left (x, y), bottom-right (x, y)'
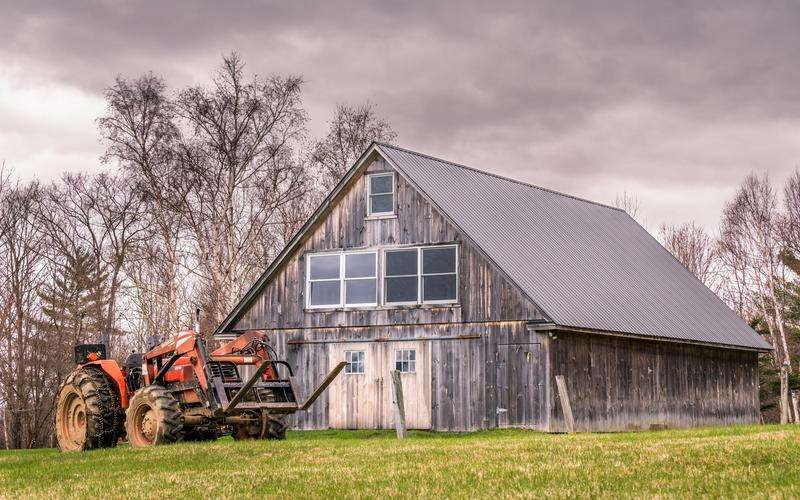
top-left (307, 251), bottom-right (377, 308)
top-left (395, 349), bottom-right (416, 373)
top-left (345, 350), bottom-right (365, 374)
top-left (384, 245), bottom-right (458, 305)
top-left (367, 172), bottom-right (395, 216)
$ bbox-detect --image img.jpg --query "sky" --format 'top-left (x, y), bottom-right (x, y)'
top-left (2, 1), bottom-right (800, 230)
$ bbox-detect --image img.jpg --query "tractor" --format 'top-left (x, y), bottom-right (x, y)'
top-left (55, 329), bottom-right (346, 451)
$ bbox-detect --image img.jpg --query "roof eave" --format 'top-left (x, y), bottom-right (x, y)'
top-left (527, 321), bottom-right (773, 353)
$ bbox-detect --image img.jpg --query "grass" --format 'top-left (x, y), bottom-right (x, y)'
top-left (1, 425), bottom-right (800, 498)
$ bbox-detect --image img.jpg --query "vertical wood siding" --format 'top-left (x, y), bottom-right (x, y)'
top-left (546, 330), bottom-right (760, 432)
top-left (232, 157), bottom-right (545, 331)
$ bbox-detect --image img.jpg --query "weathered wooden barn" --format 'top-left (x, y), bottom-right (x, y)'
top-left (214, 143), bottom-right (771, 432)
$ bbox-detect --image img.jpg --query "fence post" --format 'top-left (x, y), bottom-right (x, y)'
top-left (390, 370), bottom-right (407, 439)
top-left (555, 375), bottom-right (575, 434)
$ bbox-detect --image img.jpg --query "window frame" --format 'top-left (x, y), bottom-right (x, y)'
top-left (366, 172), bottom-right (395, 217)
top-left (306, 250), bottom-right (378, 309)
top-left (395, 348), bottom-right (417, 373)
top-left (420, 245), bottom-right (459, 305)
top-left (344, 350), bottom-right (365, 374)
top-left (382, 245), bottom-right (459, 306)
top-left (382, 248), bottom-right (421, 306)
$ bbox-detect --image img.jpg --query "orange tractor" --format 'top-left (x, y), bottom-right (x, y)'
top-left (55, 330), bottom-right (346, 451)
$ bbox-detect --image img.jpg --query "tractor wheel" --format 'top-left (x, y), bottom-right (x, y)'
top-left (55, 367), bottom-right (120, 451)
top-left (125, 385), bottom-right (183, 447)
top-left (232, 412), bottom-right (287, 440)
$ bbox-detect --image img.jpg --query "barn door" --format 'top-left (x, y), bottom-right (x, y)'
top-left (381, 341), bottom-right (432, 430)
top-left (327, 342), bottom-right (384, 429)
top-left (495, 343), bottom-right (542, 428)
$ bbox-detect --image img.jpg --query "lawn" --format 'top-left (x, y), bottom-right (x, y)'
top-left (1, 425), bottom-right (799, 498)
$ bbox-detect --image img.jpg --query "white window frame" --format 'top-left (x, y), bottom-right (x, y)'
top-left (420, 245), bottom-right (459, 305)
top-left (395, 348), bottom-right (416, 373)
top-left (382, 248), bottom-right (420, 306)
top-left (383, 245), bottom-right (459, 306)
top-left (306, 250), bottom-right (378, 309)
top-left (366, 172), bottom-right (395, 217)
top-left (344, 350), bottom-right (365, 374)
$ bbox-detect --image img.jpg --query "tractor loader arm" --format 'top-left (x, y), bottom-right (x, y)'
top-left (300, 361), bottom-right (348, 411)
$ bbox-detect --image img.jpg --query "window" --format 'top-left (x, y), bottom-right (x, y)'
top-left (383, 246), bottom-right (458, 305)
top-left (345, 350), bottom-right (365, 374)
top-left (384, 249), bottom-right (419, 304)
top-left (367, 173), bottom-right (394, 216)
top-left (422, 247), bottom-right (457, 302)
top-left (307, 251), bottom-right (377, 308)
top-left (395, 349), bottom-right (416, 373)
top-left (308, 254), bottom-right (340, 307)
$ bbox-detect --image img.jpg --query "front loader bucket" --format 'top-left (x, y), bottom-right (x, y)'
top-left (222, 361), bottom-right (347, 415)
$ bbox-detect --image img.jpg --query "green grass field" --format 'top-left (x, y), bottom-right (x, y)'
top-left (1, 425), bottom-right (799, 498)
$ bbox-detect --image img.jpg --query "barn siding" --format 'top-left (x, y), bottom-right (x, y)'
top-left (232, 156), bottom-right (545, 331)
top-left (267, 321), bottom-right (548, 431)
top-left (546, 330), bottom-right (760, 432)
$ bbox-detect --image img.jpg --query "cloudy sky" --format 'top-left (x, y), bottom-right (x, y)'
top-left (2, 1), bottom-right (800, 230)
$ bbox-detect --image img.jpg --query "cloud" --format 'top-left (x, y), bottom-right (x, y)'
top-left (1, 0), bottom-right (800, 229)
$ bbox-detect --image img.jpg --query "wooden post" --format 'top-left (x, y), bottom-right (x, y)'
top-left (780, 363), bottom-right (789, 424)
top-left (390, 370), bottom-right (407, 439)
top-left (555, 375), bottom-right (575, 433)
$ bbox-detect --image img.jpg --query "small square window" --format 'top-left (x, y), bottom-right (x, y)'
top-left (367, 173), bottom-right (395, 216)
top-left (345, 350), bottom-right (365, 374)
top-left (395, 349), bottom-right (416, 373)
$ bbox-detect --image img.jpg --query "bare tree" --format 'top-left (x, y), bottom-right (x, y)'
top-left (659, 222), bottom-right (718, 288)
top-left (312, 102), bottom-right (397, 190)
top-left (0, 176), bottom-right (56, 448)
top-left (613, 190), bottom-right (643, 223)
top-left (98, 73), bottom-right (187, 339)
top-left (720, 174), bottom-right (788, 366)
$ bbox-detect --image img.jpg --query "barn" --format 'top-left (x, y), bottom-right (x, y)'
top-left (214, 142), bottom-right (771, 432)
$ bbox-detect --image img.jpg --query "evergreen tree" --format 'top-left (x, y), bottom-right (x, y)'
top-left (36, 248), bottom-right (109, 345)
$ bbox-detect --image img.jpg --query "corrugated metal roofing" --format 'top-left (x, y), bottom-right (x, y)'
top-left (378, 143), bottom-right (771, 351)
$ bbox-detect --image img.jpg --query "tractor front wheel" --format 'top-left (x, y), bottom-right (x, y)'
top-left (125, 385), bottom-right (183, 447)
top-left (55, 367), bottom-right (121, 451)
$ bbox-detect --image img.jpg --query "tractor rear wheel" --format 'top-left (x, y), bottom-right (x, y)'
top-left (232, 411), bottom-right (287, 440)
top-left (55, 367), bottom-right (120, 451)
top-left (125, 385), bottom-right (183, 447)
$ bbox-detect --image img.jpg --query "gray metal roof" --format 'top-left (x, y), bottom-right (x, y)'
top-left (378, 143), bottom-right (771, 351)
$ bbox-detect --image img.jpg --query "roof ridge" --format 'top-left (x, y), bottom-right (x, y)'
top-left (376, 142), bottom-right (625, 212)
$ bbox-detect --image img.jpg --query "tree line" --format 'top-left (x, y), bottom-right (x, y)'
top-left (0, 54), bottom-right (395, 448)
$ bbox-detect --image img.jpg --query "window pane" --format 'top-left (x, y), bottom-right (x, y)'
top-left (385, 250), bottom-right (417, 276)
top-left (422, 274), bottom-right (457, 301)
top-left (385, 276), bottom-right (418, 303)
top-left (345, 253), bottom-right (375, 278)
top-left (345, 351), bottom-right (365, 374)
top-left (422, 247), bottom-right (456, 274)
top-left (370, 174), bottom-right (393, 194)
top-left (345, 279), bottom-right (376, 305)
top-left (370, 193), bottom-right (394, 214)
top-left (310, 281), bottom-right (340, 306)
top-left (309, 254), bottom-right (340, 280)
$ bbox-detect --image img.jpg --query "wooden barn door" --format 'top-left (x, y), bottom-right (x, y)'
top-left (381, 341), bottom-right (432, 430)
top-left (495, 343), bottom-right (542, 428)
top-left (327, 342), bottom-right (384, 429)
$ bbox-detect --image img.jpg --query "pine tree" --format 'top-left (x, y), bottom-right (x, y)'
top-left (36, 248), bottom-right (109, 345)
